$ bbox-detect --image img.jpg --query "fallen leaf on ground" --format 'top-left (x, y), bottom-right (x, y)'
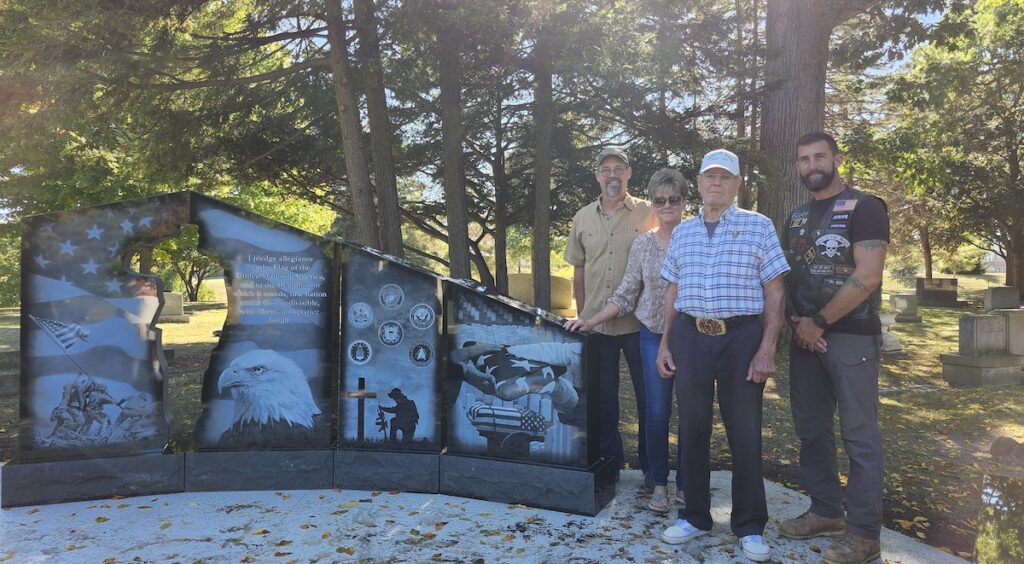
top-left (336, 546), bottom-right (355, 555)
top-left (95, 516), bottom-right (109, 523)
top-left (276, 540), bottom-right (293, 546)
top-left (810, 544), bottom-right (821, 553)
top-left (252, 528), bottom-right (271, 535)
top-left (322, 531), bottom-right (331, 539)
top-left (159, 523), bottom-right (171, 530)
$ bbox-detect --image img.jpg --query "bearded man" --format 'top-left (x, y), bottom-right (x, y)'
top-left (564, 147), bottom-right (657, 486)
top-left (779, 132), bottom-right (890, 564)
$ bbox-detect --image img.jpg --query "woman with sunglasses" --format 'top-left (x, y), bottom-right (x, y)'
top-left (565, 167), bottom-right (688, 514)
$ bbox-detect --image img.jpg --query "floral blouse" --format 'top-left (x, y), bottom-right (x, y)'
top-left (607, 231), bottom-right (669, 334)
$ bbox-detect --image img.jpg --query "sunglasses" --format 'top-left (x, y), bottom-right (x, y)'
top-left (652, 196), bottom-right (683, 207)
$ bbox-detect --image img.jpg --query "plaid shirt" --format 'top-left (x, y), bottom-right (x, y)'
top-left (661, 204), bottom-right (790, 318)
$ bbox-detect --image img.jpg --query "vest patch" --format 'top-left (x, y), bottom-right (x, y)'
top-left (816, 234), bottom-right (851, 259)
top-left (831, 213), bottom-right (850, 221)
top-left (809, 264), bottom-right (835, 276)
top-left (791, 217), bottom-right (807, 228)
top-left (803, 247), bottom-right (816, 264)
top-left (833, 199), bottom-right (857, 212)
top-left (835, 265), bottom-right (855, 275)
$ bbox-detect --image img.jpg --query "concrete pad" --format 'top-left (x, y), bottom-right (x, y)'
top-left (0, 469), bottom-right (962, 563)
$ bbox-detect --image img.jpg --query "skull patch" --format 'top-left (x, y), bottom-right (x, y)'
top-left (815, 234), bottom-right (850, 259)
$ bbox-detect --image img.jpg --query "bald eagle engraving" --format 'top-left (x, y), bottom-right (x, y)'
top-left (217, 349), bottom-right (322, 446)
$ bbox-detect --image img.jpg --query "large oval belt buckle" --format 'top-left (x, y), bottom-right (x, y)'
top-left (696, 317), bottom-right (726, 336)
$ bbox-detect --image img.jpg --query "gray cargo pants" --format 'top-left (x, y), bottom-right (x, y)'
top-left (788, 332), bottom-right (884, 540)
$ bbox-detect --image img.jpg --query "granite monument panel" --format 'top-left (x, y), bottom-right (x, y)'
top-left (18, 193), bottom-right (189, 461)
top-left (444, 280), bottom-right (589, 468)
top-left (338, 245), bottom-right (443, 452)
top-left (190, 195), bottom-right (337, 451)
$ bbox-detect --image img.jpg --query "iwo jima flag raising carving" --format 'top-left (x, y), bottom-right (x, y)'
top-left (19, 194), bottom-right (188, 461)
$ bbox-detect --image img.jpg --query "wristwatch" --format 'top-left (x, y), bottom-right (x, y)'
top-left (811, 312), bottom-right (831, 330)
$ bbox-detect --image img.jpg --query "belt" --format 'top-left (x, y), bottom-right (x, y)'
top-left (679, 313), bottom-right (759, 336)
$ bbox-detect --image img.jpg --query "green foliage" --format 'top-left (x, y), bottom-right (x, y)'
top-left (0, 232), bottom-right (20, 307)
top-left (937, 243), bottom-right (987, 275)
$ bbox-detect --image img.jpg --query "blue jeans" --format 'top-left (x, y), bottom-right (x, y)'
top-left (588, 331), bottom-right (647, 473)
top-left (639, 324), bottom-right (682, 488)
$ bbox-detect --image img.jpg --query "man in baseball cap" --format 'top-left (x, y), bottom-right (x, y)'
top-left (657, 148), bottom-right (788, 562)
top-left (564, 146), bottom-right (657, 489)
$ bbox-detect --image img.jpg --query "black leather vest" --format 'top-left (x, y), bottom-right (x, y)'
top-left (785, 187), bottom-right (881, 322)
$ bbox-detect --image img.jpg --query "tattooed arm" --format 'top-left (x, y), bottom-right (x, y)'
top-left (792, 239), bottom-right (887, 349)
top-left (817, 239), bottom-right (888, 324)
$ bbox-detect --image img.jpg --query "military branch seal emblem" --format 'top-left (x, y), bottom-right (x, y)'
top-left (410, 343), bottom-right (433, 366)
top-left (379, 284), bottom-right (404, 309)
top-left (379, 321), bottom-right (404, 346)
top-left (347, 302), bottom-right (373, 328)
top-left (409, 303), bottom-right (435, 329)
top-left (349, 340), bottom-right (373, 364)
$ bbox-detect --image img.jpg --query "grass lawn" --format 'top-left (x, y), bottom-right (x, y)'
top-left (616, 302), bottom-right (1024, 559)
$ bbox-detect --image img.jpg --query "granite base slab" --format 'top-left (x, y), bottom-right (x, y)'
top-left (334, 450), bottom-right (439, 493)
top-left (185, 450), bottom-right (333, 492)
top-left (440, 455), bottom-right (616, 516)
top-left (940, 353), bottom-right (1024, 387)
top-left (1, 453), bottom-right (184, 507)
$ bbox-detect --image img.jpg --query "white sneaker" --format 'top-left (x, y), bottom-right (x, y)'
top-left (660, 519), bottom-right (708, 545)
top-left (739, 534), bottom-right (771, 562)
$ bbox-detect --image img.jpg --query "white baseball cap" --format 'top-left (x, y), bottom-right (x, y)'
top-left (699, 149), bottom-right (740, 176)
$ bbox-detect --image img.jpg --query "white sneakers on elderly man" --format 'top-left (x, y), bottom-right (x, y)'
top-left (661, 519), bottom-right (771, 562)
top-left (739, 534), bottom-right (771, 562)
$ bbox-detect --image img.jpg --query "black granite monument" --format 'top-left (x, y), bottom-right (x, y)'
top-left (3, 191), bottom-right (615, 516)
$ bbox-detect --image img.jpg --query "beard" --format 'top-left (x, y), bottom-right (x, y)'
top-left (800, 167), bottom-right (836, 192)
top-left (603, 179), bottom-right (623, 197)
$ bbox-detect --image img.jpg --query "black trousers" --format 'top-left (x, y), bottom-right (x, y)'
top-left (588, 331), bottom-right (647, 473)
top-left (670, 315), bottom-right (767, 537)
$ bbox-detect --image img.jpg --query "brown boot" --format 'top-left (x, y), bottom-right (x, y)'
top-left (778, 511), bottom-right (846, 539)
top-left (823, 534), bottom-right (881, 564)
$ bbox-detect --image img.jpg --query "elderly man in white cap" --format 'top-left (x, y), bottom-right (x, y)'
top-left (655, 149), bottom-right (789, 562)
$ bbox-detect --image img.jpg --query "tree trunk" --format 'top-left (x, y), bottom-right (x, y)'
top-left (531, 30), bottom-right (553, 311)
top-left (492, 101), bottom-right (510, 295)
top-left (326, 0), bottom-right (380, 249)
top-left (758, 0), bottom-right (836, 229)
top-left (920, 224), bottom-right (933, 280)
top-left (436, 20), bottom-right (471, 279)
top-left (1008, 229), bottom-right (1024, 296)
top-left (354, 0), bottom-right (403, 257)
top-left (735, 0), bottom-right (752, 210)
top-left (138, 246), bottom-right (153, 274)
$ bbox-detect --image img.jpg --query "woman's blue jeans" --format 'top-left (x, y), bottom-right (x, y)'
top-left (639, 324), bottom-right (682, 488)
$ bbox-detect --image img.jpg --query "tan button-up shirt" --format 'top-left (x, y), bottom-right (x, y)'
top-left (564, 194), bottom-right (657, 335)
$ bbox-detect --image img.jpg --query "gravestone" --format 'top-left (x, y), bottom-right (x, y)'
top-left (157, 292), bottom-right (190, 323)
top-left (891, 291), bottom-right (921, 323)
top-left (916, 277), bottom-right (958, 307)
top-left (940, 314), bottom-right (1024, 387)
top-left (879, 312), bottom-right (903, 354)
top-left (959, 315), bottom-right (1008, 355)
top-left (993, 309), bottom-right (1024, 356)
top-left (984, 286), bottom-right (1021, 312)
